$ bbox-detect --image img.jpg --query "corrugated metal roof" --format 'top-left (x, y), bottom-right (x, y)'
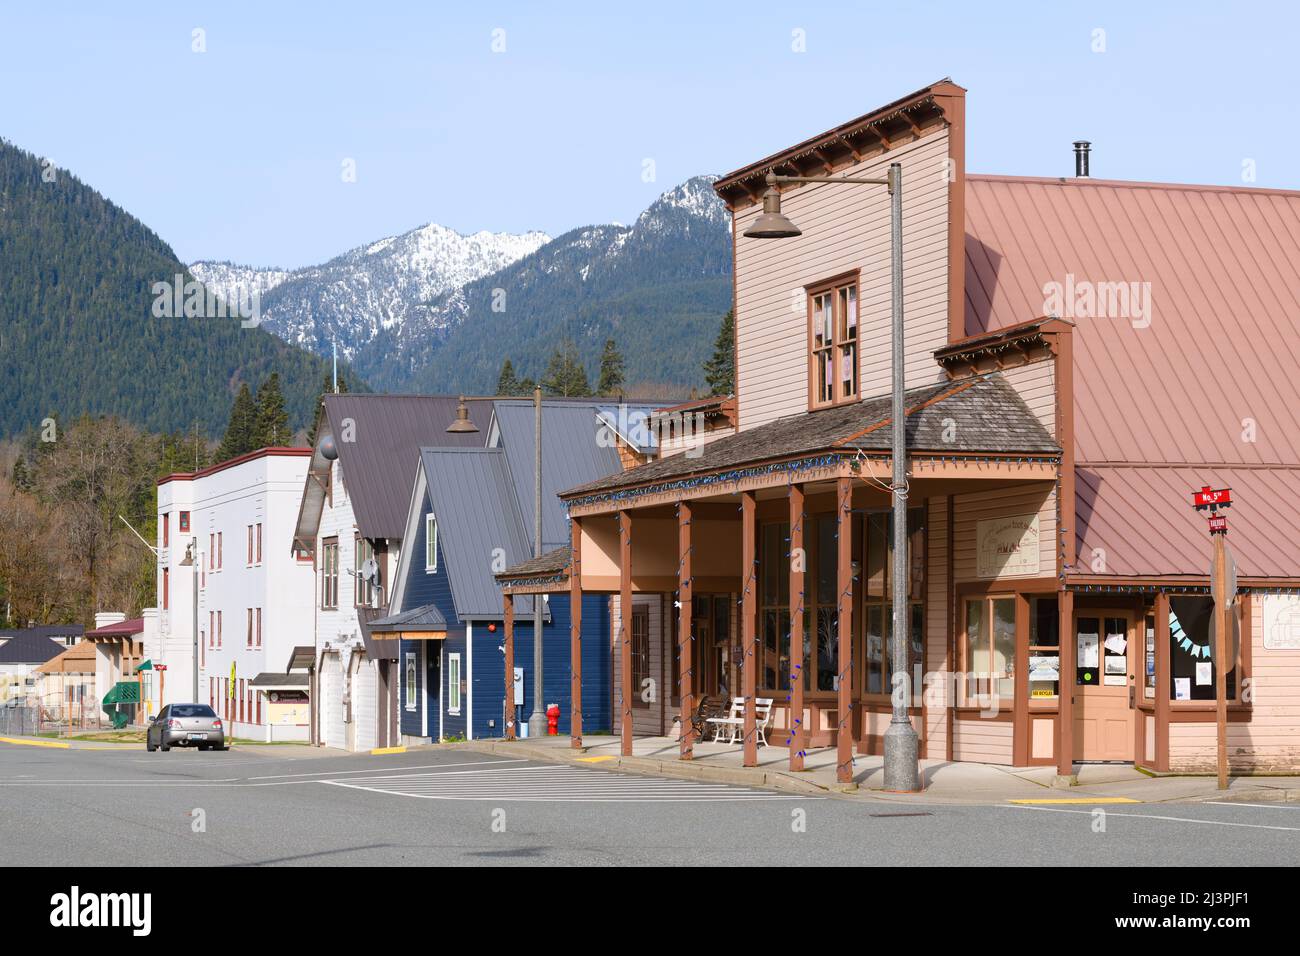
top-left (368, 603), bottom-right (448, 632)
top-left (595, 404), bottom-right (660, 453)
top-left (1076, 465), bottom-right (1300, 579)
top-left (322, 395), bottom-right (492, 540)
top-left (966, 175), bottom-right (1300, 466)
top-left (491, 401), bottom-right (624, 552)
top-left (967, 175), bottom-right (1300, 578)
top-left (421, 447), bottom-right (536, 619)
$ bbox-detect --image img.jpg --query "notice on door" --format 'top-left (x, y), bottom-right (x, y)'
top-left (1077, 632), bottom-right (1099, 669)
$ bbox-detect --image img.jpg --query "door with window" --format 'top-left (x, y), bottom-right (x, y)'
top-left (1073, 610), bottom-right (1136, 761)
top-left (691, 595), bottom-right (731, 702)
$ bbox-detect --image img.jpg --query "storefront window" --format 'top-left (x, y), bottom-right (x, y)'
top-left (1144, 613), bottom-right (1156, 700)
top-left (1168, 596), bottom-right (1237, 701)
top-left (961, 596), bottom-right (1015, 705)
top-left (863, 509), bottom-right (924, 699)
top-left (1028, 596), bottom-right (1060, 700)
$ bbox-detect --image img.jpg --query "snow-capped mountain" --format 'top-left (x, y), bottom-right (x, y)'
top-left (190, 222), bottom-right (549, 360)
top-left (192, 175), bottom-right (731, 395)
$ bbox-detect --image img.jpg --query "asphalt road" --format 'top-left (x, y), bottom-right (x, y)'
top-left (2, 742), bottom-right (1298, 866)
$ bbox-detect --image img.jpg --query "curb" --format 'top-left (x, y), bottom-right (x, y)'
top-left (1174, 787), bottom-right (1300, 805)
top-left (455, 739), bottom-right (832, 796)
top-left (0, 735), bottom-right (70, 750)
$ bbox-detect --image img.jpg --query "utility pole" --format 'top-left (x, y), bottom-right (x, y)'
top-left (1213, 532), bottom-right (1229, 790)
top-left (527, 387), bottom-right (546, 739)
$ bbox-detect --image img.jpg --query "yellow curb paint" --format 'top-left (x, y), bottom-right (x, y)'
top-left (1009, 797), bottom-right (1140, 805)
top-left (370, 746), bottom-right (407, 755)
top-left (575, 755), bottom-right (616, 763)
top-left (0, 736), bottom-right (70, 750)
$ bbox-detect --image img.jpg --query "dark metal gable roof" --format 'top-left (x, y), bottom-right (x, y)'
top-left (0, 630), bottom-right (68, 665)
top-left (322, 395), bottom-right (492, 541)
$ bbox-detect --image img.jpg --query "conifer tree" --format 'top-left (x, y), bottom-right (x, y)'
top-left (703, 309), bottom-right (735, 396)
top-left (596, 339), bottom-right (625, 395)
top-left (540, 340), bottom-right (591, 397)
top-left (216, 383), bottom-right (257, 462)
top-left (496, 358), bottom-right (521, 396)
top-left (253, 372), bottom-right (290, 447)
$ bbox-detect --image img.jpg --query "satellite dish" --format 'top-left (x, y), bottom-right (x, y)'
top-left (319, 433), bottom-right (339, 461)
top-left (361, 558), bottom-right (380, 585)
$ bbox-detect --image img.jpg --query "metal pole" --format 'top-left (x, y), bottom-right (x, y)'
top-left (527, 387), bottom-right (546, 739)
top-left (883, 162), bottom-right (921, 791)
top-left (1213, 534), bottom-right (1228, 790)
top-left (191, 537), bottom-right (199, 703)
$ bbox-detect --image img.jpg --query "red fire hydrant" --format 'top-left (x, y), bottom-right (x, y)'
top-left (546, 703), bottom-right (560, 735)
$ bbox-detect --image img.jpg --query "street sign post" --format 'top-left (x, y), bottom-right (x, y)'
top-left (1191, 486), bottom-right (1233, 790)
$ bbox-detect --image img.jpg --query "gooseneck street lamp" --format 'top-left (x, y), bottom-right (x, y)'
top-left (745, 165), bottom-right (921, 792)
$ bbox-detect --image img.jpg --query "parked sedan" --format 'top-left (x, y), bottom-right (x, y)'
top-left (146, 703), bottom-right (227, 752)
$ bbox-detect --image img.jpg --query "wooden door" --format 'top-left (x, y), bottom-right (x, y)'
top-left (1073, 610), bottom-right (1136, 761)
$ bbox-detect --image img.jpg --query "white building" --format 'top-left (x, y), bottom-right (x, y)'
top-left (157, 447), bottom-right (315, 740)
top-left (291, 395), bottom-right (494, 752)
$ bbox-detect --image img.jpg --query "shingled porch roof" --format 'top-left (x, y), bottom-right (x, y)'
top-left (560, 372), bottom-right (1059, 502)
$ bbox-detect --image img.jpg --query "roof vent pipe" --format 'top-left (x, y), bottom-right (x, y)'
top-left (1073, 140), bottom-right (1091, 178)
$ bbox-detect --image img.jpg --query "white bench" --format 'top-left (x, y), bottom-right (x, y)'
top-left (706, 696), bottom-right (775, 747)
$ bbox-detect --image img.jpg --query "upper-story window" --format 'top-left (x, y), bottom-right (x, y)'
top-left (256, 522), bottom-right (263, 564)
top-left (162, 513), bottom-right (169, 549)
top-left (425, 514), bottom-right (438, 573)
top-left (321, 537), bottom-right (340, 609)
top-left (179, 511), bottom-right (190, 533)
top-left (808, 273), bottom-right (859, 408)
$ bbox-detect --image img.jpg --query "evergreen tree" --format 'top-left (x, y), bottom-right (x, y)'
top-left (496, 358), bottom-right (520, 396)
top-left (517, 375), bottom-right (537, 395)
top-left (703, 309), bottom-right (735, 396)
top-left (254, 372), bottom-right (290, 446)
top-left (596, 339), bottom-right (625, 395)
top-left (540, 340), bottom-right (591, 397)
top-left (217, 384), bottom-right (257, 462)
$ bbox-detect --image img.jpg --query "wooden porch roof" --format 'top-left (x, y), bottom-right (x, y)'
top-left (559, 373), bottom-right (1059, 506)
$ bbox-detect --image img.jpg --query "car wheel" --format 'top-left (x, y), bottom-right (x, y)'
top-left (160, 742), bottom-right (170, 752)
top-left (147, 742), bottom-right (156, 753)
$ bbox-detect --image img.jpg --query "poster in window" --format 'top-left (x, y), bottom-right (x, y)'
top-left (1029, 655), bottom-right (1059, 681)
top-left (976, 514), bottom-right (1040, 578)
top-left (1077, 632), bottom-right (1099, 668)
top-left (1262, 594), bottom-right (1300, 649)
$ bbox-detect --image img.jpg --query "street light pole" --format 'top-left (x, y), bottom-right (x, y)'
top-left (744, 165), bottom-right (921, 791)
top-left (178, 537), bottom-right (199, 703)
top-left (527, 386), bottom-right (546, 739)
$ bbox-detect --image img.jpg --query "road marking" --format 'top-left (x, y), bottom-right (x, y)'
top-left (319, 763), bottom-right (807, 802)
top-left (370, 746), bottom-right (407, 755)
top-left (1008, 797), bottom-right (1140, 805)
top-left (1204, 801), bottom-right (1300, 810)
top-left (246, 758), bottom-right (528, 780)
top-left (1006, 804), bottom-right (1300, 831)
top-left (0, 737), bottom-right (70, 749)
top-left (575, 755), bottom-right (616, 763)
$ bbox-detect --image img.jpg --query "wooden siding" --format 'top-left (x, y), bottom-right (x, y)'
top-left (924, 496), bottom-right (950, 756)
top-left (610, 593), bottom-right (667, 737)
top-left (998, 360), bottom-right (1056, 436)
top-left (952, 716), bottom-right (1014, 764)
top-left (953, 483), bottom-right (1057, 583)
top-left (733, 129), bottom-right (952, 431)
top-left (1168, 595), bottom-right (1300, 772)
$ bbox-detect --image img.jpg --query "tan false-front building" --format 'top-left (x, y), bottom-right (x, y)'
top-left (499, 78), bottom-right (1300, 781)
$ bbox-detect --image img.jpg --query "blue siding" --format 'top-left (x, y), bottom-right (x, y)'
top-left (441, 630), bottom-right (468, 740)
top-left (401, 490), bottom-right (458, 624)
top-left (472, 593), bottom-right (610, 739)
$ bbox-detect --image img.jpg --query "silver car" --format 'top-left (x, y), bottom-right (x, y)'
top-left (146, 703), bottom-right (227, 752)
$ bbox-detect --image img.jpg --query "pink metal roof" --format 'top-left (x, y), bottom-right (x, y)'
top-left (85, 617), bottom-right (144, 637)
top-left (1076, 465), bottom-right (1300, 579)
top-left (965, 175), bottom-right (1300, 578)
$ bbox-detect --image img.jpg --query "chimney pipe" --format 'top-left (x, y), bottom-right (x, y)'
top-left (1073, 140), bottom-right (1091, 178)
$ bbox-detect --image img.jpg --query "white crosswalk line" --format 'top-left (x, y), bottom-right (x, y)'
top-left (319, 763), bottom-right (809, 802)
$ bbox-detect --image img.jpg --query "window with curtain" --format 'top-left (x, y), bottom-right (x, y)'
top-left (961, 596), bottom-right (1016, 706)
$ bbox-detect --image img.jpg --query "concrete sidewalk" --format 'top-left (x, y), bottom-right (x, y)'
top-left (458, 733), bottom-right (1300, 806)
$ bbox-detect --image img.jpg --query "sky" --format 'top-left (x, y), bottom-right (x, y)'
top-left (2, 1), bottom-right (1296, 270)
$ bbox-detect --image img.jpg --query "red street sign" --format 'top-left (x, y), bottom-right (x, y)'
top-left (155, 664), bottom-right (168, 671)
top-left (1208, 514), bottom-right (1228, 535)
top-left (1192, 486), bottom-right (1232, 510)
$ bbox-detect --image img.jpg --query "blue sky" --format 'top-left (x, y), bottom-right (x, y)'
top-left (2, 1), bottom-right (1294, 269)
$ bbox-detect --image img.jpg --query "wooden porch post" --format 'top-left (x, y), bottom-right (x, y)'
top-left (570, 518), bottom-right (583, 749)
top-left (789, 484), bottom-right (806, 772)
top-left (741, 491), bottom-right (758, 767)
top-left (503, 593), bottom-right (515, 740)
top-left (836, 476), bottom-right (854, 784)
top-left (619, 510), bottom-right (633, 756)
top-left (1154, 589), bottom-right (1171, 772)
top-left (678, 500), bottom-right (694, 760)
top-left (1056, 588), bottom-right (1075, 778)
